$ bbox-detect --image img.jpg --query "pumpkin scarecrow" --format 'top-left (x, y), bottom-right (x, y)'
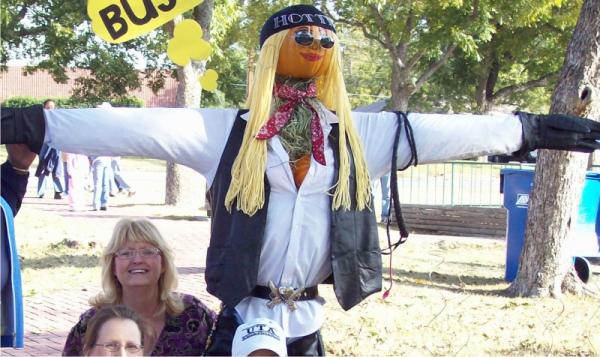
top-left (2, 4), bottom-right (600, 355)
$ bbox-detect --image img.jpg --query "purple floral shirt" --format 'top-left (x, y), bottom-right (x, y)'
top-left (62, 294), bottom-right (216, 356)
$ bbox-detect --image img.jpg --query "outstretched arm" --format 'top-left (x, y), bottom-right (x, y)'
top-left (353, 111), bottom-right (600, 179)
top-left (2, 106), bottom-right (238, 181)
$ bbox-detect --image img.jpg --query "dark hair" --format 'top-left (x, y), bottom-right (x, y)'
top-left (43, 99), bottom-right (55, 107)
top-left (82, 305), bottom-right (147, 355)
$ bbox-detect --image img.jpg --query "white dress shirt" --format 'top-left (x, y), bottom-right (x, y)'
top-left (43, 104), bottom-right (523, 337)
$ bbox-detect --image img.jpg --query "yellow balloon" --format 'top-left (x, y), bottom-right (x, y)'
top-left (88, 0), bottom-right (203, 43)
top-left (199, 69), bottom-right (218, 92)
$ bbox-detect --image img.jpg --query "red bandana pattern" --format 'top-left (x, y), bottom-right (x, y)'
top-left (255, 81), bottom-right (326, 165)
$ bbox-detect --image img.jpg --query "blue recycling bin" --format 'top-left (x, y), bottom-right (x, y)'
top-left (501, 168), bottom-right (600, 282)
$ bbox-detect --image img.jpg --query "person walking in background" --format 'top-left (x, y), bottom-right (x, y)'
top-left (35, 143), bottom-right (64, 199)
top-left (61, 151), bottom-right (69, 196)
top-left (35, 100), bottom-right (64, 199)
top-left (370, 172), bottom-right (392, 223)
top-left (379, 173), bottom-right (391, 224)
top-left (90, 156), bottom-right (111, 211)
top-left (110, 157), bottom-right (135, 197)
top-left (65, 152), bottom-right (89, 211)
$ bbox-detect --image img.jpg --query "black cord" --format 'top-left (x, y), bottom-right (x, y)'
top-left (381, 111), bottom-right (416, 255)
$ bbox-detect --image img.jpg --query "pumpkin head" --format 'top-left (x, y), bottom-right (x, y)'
top-left (276, 25), bottom-right (334, 79)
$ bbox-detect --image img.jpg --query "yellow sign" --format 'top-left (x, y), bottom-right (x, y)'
top-left (167, 19), bottom-right (212, 66)
top-left (88, 0), bottom-right (203, 43)
top-left (199, 69), bottom-right (218, 92)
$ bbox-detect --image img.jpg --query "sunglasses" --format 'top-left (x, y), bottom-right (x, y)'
top-left (294, 30), bottom-right (335, 49)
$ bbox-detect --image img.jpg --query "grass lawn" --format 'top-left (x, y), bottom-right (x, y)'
top-left (16, 206), bottom-right (600, 355)
top-left (5, 151), bottom-right (600, 355)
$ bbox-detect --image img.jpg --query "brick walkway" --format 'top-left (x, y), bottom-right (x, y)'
top-left (1, 169), bottom-right (220, 356)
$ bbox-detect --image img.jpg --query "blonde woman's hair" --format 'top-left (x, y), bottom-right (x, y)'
top-left (225, 30), bottom-right (371, 215)
top-left (90, 218), bottom-right (184, 316)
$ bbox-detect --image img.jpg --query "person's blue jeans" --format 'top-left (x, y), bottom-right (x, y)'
top-left (92, 164), bottom-right (110, 210)
top-left (62, 162), bottom-right (69, 195)
top-left (380, 173), bottom-right (391, 218)
top-left (36, 174), bottom-right (64, 197)
top-left (109, 160), bottom-right (131, 192)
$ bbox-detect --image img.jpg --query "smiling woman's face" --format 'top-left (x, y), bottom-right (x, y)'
top-left (276, 25), bottom-right (334, 79)
top-left (113, 241), bottom-right (163, 290)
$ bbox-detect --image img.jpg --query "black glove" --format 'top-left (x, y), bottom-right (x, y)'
top-left (1, 105), bottom-right (46, 154)
top-left (514, 111), bottom-right (600, 157)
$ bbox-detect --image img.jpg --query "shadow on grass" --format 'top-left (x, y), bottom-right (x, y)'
top-left (111, 203), bottom-right (169, 208)
top-left (57, 212), bottom-right (208, 221)
top-left (390, 268), bottom-right (510, 297)
top-left (177, 266), bottom-right (205, 275)
top-left (22, 254), bottom-right (100, 269)
top-left (401, 257), bottom-right (504, 270)
top-left (160, 215), bottom-right (209, 222)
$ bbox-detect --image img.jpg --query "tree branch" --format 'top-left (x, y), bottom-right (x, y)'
top-left (414, 43), bottom-right (458, 91)
top-left (471, 0), bottom-right (480, 18)
top-left (14, 27), bottom-right (46, 37)
top-left (406, 50), bottom-right (425, 70)
top-left (328, 13), bottom-right (388, 49)
top-left (367, 4), bottom-right (396, 53)
top-left (396, 1), bottom-right (415, 58)
top-left (492, 72), bottom-right (558, 100)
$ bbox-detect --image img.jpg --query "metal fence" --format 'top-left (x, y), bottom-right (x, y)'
top-left (395, 161), bottom-right (600, 207)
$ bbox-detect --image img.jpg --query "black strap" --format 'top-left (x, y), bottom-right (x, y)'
top-left (381, 111), bottom-right (416, 255)
top-left (251, 285), bottom-right (319, 301)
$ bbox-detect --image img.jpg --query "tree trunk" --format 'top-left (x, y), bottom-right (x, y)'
top-left (389, 60), bottom-right (411, 111)
top-left (165, 61), bottom-right (205, 207)
top-left (475, 37), bottom-right (499, 114)
top-left (509, 0), bottom-right (599, 297)
top-left (164, 5), bottom-right (214, 208)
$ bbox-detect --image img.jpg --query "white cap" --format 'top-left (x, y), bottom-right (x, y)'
top-left (231, 318), bottom-right (287, 357)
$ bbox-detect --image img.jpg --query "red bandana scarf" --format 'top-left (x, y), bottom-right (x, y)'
top-left (255, 81), bottom-right (326, 165)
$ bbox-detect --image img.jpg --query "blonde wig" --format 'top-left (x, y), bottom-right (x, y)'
top-left (225, 29), bottom-right (372, 215)
top-left (90, 218), bottom-right (184, 316)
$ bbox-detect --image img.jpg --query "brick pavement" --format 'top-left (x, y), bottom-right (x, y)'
top-left (1, 170), bottom-right (220, 356)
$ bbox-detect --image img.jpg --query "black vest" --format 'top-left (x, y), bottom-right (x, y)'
top-left (206, 110), bottom-right (381, 311)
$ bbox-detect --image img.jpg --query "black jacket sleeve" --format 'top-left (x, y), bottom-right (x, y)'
top-left (1, 161), bottom-right (29, 216)
top-left (1, 105), bottom-right (46, 154)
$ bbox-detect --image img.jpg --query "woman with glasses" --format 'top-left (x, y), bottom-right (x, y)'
top-left (63, 218), bottom-right (216, 356)
top-left (82, 305), bottom-right (146, 356)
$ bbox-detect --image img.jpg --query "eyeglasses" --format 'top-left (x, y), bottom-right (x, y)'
top-left (294, 30), bottom-right (335, 49)
top-left (93, 341), bottom-right (143, 353)
top-left (114, 247), bottom-right (161, 260)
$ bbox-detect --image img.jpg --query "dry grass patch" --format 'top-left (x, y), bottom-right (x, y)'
top-left (320, 235), bottom-right (600, 356)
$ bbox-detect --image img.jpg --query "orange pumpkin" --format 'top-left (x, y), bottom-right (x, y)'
top-left (276, 25), bottom-right (334, 79)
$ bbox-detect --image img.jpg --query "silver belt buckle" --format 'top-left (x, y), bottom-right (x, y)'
top-left (266, 281), bottom-right (305, 311)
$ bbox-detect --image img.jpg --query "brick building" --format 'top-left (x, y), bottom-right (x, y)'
top-left (0, 66), bottom-right (177, 107)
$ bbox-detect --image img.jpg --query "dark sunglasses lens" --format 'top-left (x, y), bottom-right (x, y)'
top-left (295, 32), bottom-right (314, 46)
top-left (320, 37), bottom-right (335, 49)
